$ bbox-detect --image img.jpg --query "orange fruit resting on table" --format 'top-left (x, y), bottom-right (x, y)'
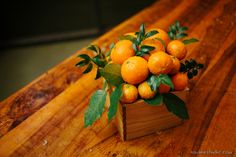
top-left (146, 28), bottom-right (170, 46)
top-left (120, 84), bottom-right (138, 103)
top-left (167, 40), bottom-right (187, 60)
top-left (110, 40), bottom-right (135, 64)
top-left (171, 73), bottom-right (188, 91)
top-left (169, 56), bottom-right (181, 74)
top-left (158, 84), bottom-right (171, 93)
top-left (141, 38), bottom-right (165, 60)
top-left (138, 81), bottom-right (156, 99)
top-left (121, 56), bottom-right (149, 85)
top-left (148, 51), bottom-right (173, 75)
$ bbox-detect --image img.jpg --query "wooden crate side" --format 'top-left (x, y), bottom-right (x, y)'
top-left (116, 91), bottom-right (187, 141)
top-left (116, 102), bottom-right (126, 141)
top-left (125, 101), bottom-right (183, 140)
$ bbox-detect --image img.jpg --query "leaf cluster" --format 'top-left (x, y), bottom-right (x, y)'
top-left (145, 74), bottom-right (189, 119)
top-left (168, 21), bottom-right (199, 45)
top-left (76, 45), bottom-right (108, 79)
top-left (144, 93), bottom-right (189, 119)
top-left (84, 63), bottom-right (124, 127)
top-left (168, 21), bottom-right (188, 40)
top-left (180, 59), bottom-right (204, 79)
top-left (147, 74), bottom-right (174, 91)
top-left (121, 24), bottom-right (158, 57)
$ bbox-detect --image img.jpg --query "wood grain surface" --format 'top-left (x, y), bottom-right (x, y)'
top-left (0, 0), bottom-right (236, 156)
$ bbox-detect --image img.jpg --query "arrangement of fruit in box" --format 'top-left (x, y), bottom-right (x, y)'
top-left (76, 21), bottom-right (203, 140)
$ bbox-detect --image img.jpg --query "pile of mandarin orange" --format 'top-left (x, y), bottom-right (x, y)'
top-left (109, 28), bottom-right (188, 103)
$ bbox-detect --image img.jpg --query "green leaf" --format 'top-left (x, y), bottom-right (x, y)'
top-left (176, 33), bottom-right (188, 39)
top-left (140, 45), bottom-right (155, 53)
top-left (154, 37), bottom-right (166, 48)
top-left (92, 55), bottom-right (107, 67)
top-left (108, 84), bottom-right (123, 121)
top-left (84, 90), bottom-right (107, 127)
top-left (87, 45), bottom-right (101, 54)
top-left (168, 31), bottom-right (175, 40)
top-left (135, 51), bottom-right (148, 56)
top-left (78, 54), bottom-right (91, 61)
top-left (75, 59), bottom-right (89, 67)
top-left (144, 93), bottom-right (163, 106)
top-left (132, 42), bottom-right (138, 52)
top-left (175, 21), bottom-right (180, 29)
top-left (192, 69), bottom-right (198, 76)
top-left (145, 30), bottom-right (158, 38)
top-left (163, 93), bottom-right (189, 119)
top-left (182, 38), bottom-right (199, 45)
top-left (189, 59), bottom-right (197, 67)
top-left (136, 33), bottom-right (142, 45)
top-left (100, 63), bottom-right (123, 86)
top-left (95, 68), bottom-right (101, 80)
top-left (105, 43), bottom-right (115, 57)
top-left (158, 74), bottom-right (174, 90)
top-left (147, 74), bottom-right (174, 91)
top-left (187, 71), bottom-right (193, 79)
top-left (83, 63), bottom-right (93, 74)
top-left (147, 75), bottom-right (160, 91)
top-left (169, 25), bottom-right (177, 34)
top-left (179, 26), bottom-right (188, 33)
top-left (140, 23), bottom-right (145, 37)
top-left (197, 63), bottom-right (204, 69)
top-left (180, 63), bottom-right (187, 72)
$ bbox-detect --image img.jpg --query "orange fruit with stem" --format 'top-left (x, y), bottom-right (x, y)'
top-left (121, 56), bottom-right (149, 85)
top-left (138, 81), bottom-right (156, 99)
top-left (171, 73), bottom-right (188, 91)
top-left (169, 56), bottom-right (180, 74)
top-left (148, 51), bottom-right (173, 75)
top-left (167, 40), bottom-right (187, 60)
top-left (146, 28), bottom-right (170, 46)
top-left (110, 40), bottom-right (135, 64)
top-left (141, 39), bottom-right (165, 60)
top-left (120, 84), bottom-right (138, 103)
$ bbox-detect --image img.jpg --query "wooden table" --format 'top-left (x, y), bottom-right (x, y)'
top-left (0, 0), bottom-right (236, 156)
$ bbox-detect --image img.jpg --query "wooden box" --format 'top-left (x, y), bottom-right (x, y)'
top-left (116, 91), bottom-right (186, 141)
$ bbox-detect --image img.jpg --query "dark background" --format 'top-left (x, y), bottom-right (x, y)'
top-left (1, 0), bottom-right (156, 47)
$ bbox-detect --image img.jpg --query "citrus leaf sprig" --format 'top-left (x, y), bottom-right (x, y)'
top-left (105, 43), bottom-right (115, 57)
top-left (145, 74), bottom-right (189, 119)
top-left (76, 45), bottom-right (108, 78)
top-left (163, 93), bottom-right (189, 119)
top-left (180, 59), bottom-right (204, 79)
top-left (147, 74), bottom-right (174, 91)
top-left (84, 90), bottom-right (107, 127)
top-left (133, 24), bottom-right (158, 56)
top-left (144, 92), bottom-right (189, 119)
top-left (120, 23), bottom-right (158, 57)
top-left (168, 21), bottom-right (188, 40)
top-left (108, 84), bottom-right (123, 121)
top-left (83, 63), bottom-right (123, 127)
top-left (168, 21), bottom-right (199, 45)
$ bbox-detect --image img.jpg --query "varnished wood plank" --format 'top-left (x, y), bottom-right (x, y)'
top-left (196, 74), bottom-right (236, 156)
top-left (0, 70), bottom-right (117, 157)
